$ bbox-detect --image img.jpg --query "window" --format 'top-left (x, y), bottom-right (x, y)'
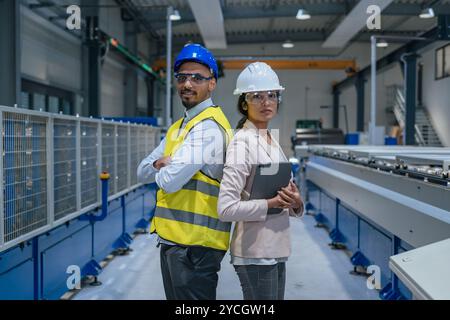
top-left (445, 45), bottom-right (450, 77)
top-left (436, 47), bottom-right (444, 79)
top-left (21, 79), bottom-right (75, 115)
top-left (435, 43), bottom-right (450, 80)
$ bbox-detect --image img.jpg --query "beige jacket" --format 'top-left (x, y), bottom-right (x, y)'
top-left (218, 120), bottom-right (303, 259)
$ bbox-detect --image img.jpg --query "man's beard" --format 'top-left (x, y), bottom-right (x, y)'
top-left (182, 99), bottom-right (197, 109)
top-left (180, 89), bottom-right (199, 109)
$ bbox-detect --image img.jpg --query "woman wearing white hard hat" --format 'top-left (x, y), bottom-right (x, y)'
top-left (218, 62), bottom-right (304, 300)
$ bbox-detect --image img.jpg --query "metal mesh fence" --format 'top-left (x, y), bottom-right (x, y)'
top-left (137, 127), bottom-right (148, 171)
top-left (116, 125), bottom-right (129, 193)
top-left (53, 119), bottom-right (77, 221)
top-left (130, 126), bottom-right (139, 186)
top-left (3, 112), bottom-right (48, 243)
top-left (80, 121), bottom-right (99, 208)
top-left (1, 107), bottom-right (159, 250)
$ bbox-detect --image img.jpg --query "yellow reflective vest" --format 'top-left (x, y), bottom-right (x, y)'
top-left (150, 106), bottom-right (233, 251)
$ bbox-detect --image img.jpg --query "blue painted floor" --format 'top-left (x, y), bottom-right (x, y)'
top-left (74, 214), bottom-right (379, 300)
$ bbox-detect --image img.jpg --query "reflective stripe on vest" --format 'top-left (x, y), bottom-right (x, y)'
top-left (155, 207), bottom-right (231, 233)
top-left (150, 106), bottom-right (233, 251)
top-left (182, 178), bottom-right (220, 197)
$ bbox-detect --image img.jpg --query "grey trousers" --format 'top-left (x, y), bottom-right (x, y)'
top-left (234, 263), bottom-right (286, 300)
top-left (159, 243), bottom-right (225, 300)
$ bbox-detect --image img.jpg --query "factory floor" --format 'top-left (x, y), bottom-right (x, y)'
top-left (73, 214), bottom-right (380, 300)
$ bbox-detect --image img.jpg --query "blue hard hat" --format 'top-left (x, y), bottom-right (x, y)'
top-left (174, 44), bottom-right (218, 80)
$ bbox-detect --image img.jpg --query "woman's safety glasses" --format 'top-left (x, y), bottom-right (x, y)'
top-left (245, 91), bottom-right (281, 104)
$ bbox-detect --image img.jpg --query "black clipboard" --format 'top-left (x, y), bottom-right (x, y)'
top-left (249, 162), bottom-right (292, 214)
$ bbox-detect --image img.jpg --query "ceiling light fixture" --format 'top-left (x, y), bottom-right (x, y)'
top-left (296, 9), bottom-right (311, 20)
top-left (170, 9), bottom-right (181, 21)
top-left (282, 40), bottom-right (294, 48)
top-left (419, 7), bottom-right (435, 19)
top-left (376, 39), bottom-right (388, 48)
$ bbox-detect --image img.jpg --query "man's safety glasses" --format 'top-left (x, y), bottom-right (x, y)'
top-left (174, 73), bottom-right (213, 85)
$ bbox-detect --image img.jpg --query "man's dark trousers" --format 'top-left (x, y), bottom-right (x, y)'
top-left (160, 243), bottom-right (226, 300)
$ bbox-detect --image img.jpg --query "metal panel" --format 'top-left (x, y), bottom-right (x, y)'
top-left (53, 118), bottom-right (77, 221)
top-left (97, 122), bottom-right (102, 204)
top-left (80, 121), bottom-right (99, 208)
top-left (76, 120), bottom-right (81, 211)
top-left (138, 126), bottom-right (147, 170)
top-left (127, 125), bottom-right (131, 189)
top-left (0, 112), bottom-right (4, 246)
top-left (146, 127), bottom-right (156, 154)
top-left (46, 118), bottom-right (54, 226)
top-left (101, 123), bottom-right (116, 196)
top-left (116, 125), bottom-right (129, 193)
top-left (390, 238), bottom-right (450, 300)
top-left (114, 125), bottom-right (118, 194)
top-left (3, 112), bottom-right (48, 243)
top-left (130, 126), bottom-right (139, 187)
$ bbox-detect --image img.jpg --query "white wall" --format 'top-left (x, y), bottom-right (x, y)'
top-left (137, 74), bottom-right (148, 114)
top-left (21, 6), bottom-right (82, 92)
top-left (101, 56), bottom-right (125, 117)
top-left (338, 64), bottom-right (403, 134)
top-left (99, 0), bottom-right (125, 43)
top-left (20, 3), bottom-right (139, 118)
top-left (421, 43), bottom-right (450, 147)
top-left (138, 34), bottom-right (151, 60)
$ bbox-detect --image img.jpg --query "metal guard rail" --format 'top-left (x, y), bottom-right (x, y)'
top-left (0, 105), bottom-right (160, 253)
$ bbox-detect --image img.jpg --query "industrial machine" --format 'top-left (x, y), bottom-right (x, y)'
top-left (291, 120), bottom-right (345, 150)
top-left (296, 145), bottom-right (450, 299)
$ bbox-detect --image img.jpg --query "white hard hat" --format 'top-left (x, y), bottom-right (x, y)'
top-left (233, 62), bottom-right (285, 95)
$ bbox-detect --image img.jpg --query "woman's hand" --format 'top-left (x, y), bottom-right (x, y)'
top-left (277, 181), bottom-right (303, 211)
top-left (267, 194), bottom-right (290, 209)
top-left (267, 181), bottom-right (303, 210)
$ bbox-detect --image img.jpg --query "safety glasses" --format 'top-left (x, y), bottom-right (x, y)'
top-left (174, 73), bottom-right (213, 85)
top-left (245, 91), bottom-right (281, 104)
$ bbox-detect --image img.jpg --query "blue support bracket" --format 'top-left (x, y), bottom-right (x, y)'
top-left (82, 259), bottom-right (102, 277)
top-left (329, 199), bottom-right (346, 249)
top-left (136, 218), bottom-right (150, 230)
top-left (329, 228), bottom-right (345, 243)
top-left (305, 202), bottom-right (315, 215)
top-left (82, 259), bottom-right (103, 287)
top-left (113, 233), bottom-right (133, 252)
top-left (350, 251), bottom-right (370, 268)
top-left (350, 251), bottom-right (371, 276)
top-left (314, 212), bottom-right (326, 226)
top-left (380, 282), bottom-right (405, 300)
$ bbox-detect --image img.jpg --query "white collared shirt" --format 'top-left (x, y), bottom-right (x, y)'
top-left (137, 98), bottom-right (226, 193)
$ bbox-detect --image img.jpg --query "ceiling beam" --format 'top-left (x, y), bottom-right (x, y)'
top-left (187, 0), bottom-right (227, 49)
top-left (152, 59), bottom-right (356, 70)
top-left (323, 0), bottom-right (395, 48)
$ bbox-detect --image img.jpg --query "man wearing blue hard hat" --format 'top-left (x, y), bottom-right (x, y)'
top-left (138, 44), bottom-right (233, 300)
